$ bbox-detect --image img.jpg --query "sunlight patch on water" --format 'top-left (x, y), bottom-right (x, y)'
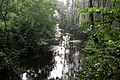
top-left (48, 25), bottom-right (71, 79)
top-left (48, 44), bottom-right (69, 79)
top-left (22, 73), bottom-right (28, 80)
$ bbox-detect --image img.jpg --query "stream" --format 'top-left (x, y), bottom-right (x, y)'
top-left (21, 23), bottom-right (83, 80)
top-left (48, 24), bottom-right (82, 80)
top-left (21, 0), bottom-right (84, 79)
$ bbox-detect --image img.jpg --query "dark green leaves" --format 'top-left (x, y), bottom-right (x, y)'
top-left (0, 0), bottom-right (56, 79)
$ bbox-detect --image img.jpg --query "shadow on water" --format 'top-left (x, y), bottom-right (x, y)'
top-left (0, 44), bottom-right (55, 80)
top-left (0, 69), bottom-right (20, 80)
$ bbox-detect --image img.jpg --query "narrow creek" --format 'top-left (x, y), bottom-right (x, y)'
top-left (48, 23), bottom-right (82, 80)
top-left (21, 23), bottom-right (83, 80)
top-left (21, 0), bottom-right (84, 79)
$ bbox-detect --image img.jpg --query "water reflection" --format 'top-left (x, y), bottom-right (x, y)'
top-left (48, 24), bottom-right (82, 80)
top-left (18, 44), bottom-right (55, 80)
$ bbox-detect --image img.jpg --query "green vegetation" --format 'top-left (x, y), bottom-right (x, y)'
top-left (0, 0), bottom-right (56, 79)
top-left (0, 0), bottom-right (120, 80)
top-left (78, 0), bottom-right (120, 80)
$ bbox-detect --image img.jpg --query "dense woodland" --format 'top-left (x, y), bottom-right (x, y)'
top-left (0, 0), bottom-right (120, 80)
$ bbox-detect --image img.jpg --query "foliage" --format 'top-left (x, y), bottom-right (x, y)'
top-left (0, 0), bottom-right (56, 79)
top-left (78, 0), bottom-right (120, 80)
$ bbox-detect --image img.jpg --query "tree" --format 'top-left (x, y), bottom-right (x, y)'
top-left (78, 0), bottom-right (120, 80)
top-left (0, 0), bottom-right (56, 79)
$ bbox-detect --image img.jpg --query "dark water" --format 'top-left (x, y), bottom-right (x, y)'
top-left (0, 40), bottom-right (54, 80)
top-left (0, 24), bottom-right (86, 80)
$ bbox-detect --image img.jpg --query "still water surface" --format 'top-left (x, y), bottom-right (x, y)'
top-left (21, 24), bottom-right (82, 80)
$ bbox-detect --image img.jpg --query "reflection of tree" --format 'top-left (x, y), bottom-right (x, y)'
top-left (20, 45), bottom-right (54, 80)
top-left (0, 69), bottom-right (20, 80)
top-left (0, 45), bottom-right (54, 80)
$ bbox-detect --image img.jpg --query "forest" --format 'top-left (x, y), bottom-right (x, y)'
top-left (0, 0), bottom-right (120, 80)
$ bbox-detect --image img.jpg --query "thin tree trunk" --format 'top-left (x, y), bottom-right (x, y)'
top-left (89, 0), bottom-right (94, 25)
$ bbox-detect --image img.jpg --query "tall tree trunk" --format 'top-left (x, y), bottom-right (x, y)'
top-left (89, 0), bottom-right (94, 25)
